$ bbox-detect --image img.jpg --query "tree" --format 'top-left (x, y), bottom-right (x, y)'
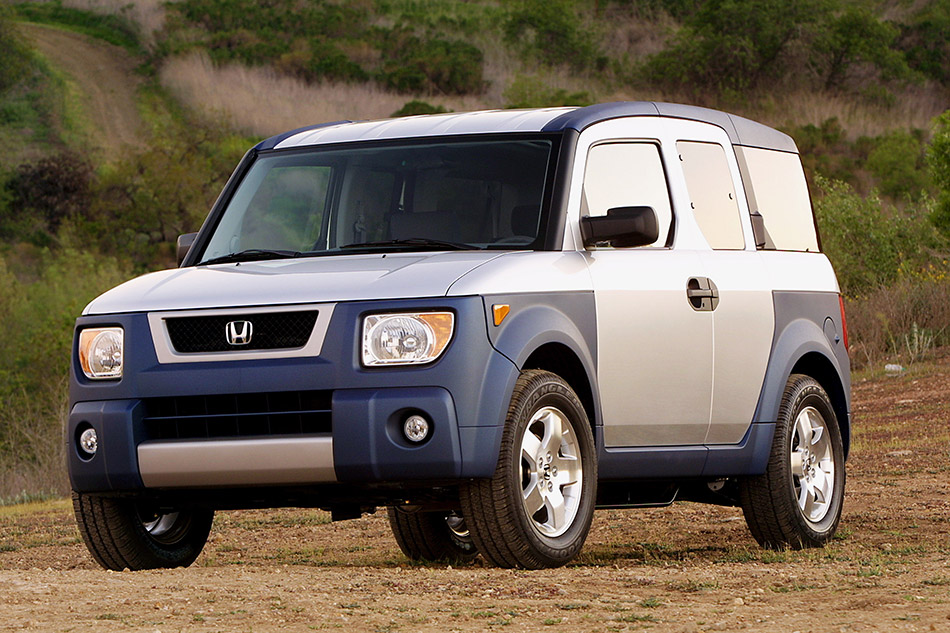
top-left (641, 0), bottom-right (834, 97)
top-left (927, 111), bottom-right (950, 237)
top-left (815, 7), bottom-right (910, 91)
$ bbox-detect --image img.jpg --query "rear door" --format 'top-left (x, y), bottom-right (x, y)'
top-left (674, 136), bottom-right (774, 445)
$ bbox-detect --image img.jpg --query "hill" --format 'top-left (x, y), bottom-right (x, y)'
top-left (0, 0), bottom-right (948, 500)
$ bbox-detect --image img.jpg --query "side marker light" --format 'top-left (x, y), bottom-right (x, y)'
top-left (492, 304), bottom-right (510, 327)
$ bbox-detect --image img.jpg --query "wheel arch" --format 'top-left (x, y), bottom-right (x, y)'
top-left (754, 313), bottom-right (852, 458)
top-left (790, 351), bottom-right (851, 457)
top-left (522, 342), bottom-right (597, 435)
top-left (482, 295), bottom-right (599, 433)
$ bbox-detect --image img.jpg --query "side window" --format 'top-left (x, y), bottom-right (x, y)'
top-left (734, 146), bottom-right (819, 252)
top-left (582, 142), bottom-right (672, 247)
top-left (676, 141), bottom-right (744, 250)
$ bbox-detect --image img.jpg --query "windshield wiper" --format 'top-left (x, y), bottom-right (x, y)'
top-left (340, 238), bottom-right (473, 251)
top-left (198, 249), bottom-right (302, 266)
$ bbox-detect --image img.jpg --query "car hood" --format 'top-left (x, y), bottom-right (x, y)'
top-left (83, 251), bottom-right (508, 315)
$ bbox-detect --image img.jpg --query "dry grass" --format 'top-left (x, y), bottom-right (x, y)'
top-left (59, 0), bottom-right (165, 45)
top-left (160, 53), bottom-right (465, 137)
top-left (743, 86), bottom-right (949, 138)
top-left (846, 276), bottom-right (950, 370)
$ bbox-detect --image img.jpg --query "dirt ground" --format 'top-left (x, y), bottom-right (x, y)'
top-left (1, 358), bottom-right (948, 632)
top-left (20, 23), bottom-right (145, 161)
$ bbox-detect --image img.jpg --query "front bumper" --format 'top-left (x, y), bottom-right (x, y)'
top-left (67, 296), bottom-right (518, 495)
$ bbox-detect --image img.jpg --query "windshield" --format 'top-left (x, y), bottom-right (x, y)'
top-left (198, 137), bottom-right (555, 263)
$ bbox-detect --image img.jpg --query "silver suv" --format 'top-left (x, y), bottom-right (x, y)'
top-left (68, 102), bottom-right (851, 570)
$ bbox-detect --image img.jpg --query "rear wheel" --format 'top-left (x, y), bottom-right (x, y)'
top-left (387, 508), bottom-right (477, 563)
top-left (73, 492), bottom-right (213, 570)
top-left (461, 370), bottom-right (596, 569)
top-left (740, 374), bottom-right (845, 549)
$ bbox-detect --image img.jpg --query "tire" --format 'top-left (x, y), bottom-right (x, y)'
top-left (740, 374), bottom-right (846, 549)
top-left (73, 492), bottom-right (214, 571)
top-left (387, 508), bottom-right (478, 563)
top-left (461, 370), bottom-right (597, 569)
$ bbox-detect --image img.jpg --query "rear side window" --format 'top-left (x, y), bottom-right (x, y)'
top-left (582, 142), bottom-right (672, 247)
top-left (676, 141), bottom-right (744, 250)
top-left (734, 146), bottom-right (819, 252)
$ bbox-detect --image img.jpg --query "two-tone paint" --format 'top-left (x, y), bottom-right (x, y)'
top-left (68, 102), bottom-right (851, 513)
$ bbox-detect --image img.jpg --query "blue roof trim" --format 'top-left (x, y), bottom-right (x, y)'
top-left (541, 102), bottom-right (659, 133)
top-left (255, 121), bottom-right (354, 151)
top-left (542, 101), bottom-right (797, 153)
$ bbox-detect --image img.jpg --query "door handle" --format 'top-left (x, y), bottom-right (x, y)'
top-left (687, 287), bottom-right (716, 299)
top-left (687, 277), bottom-right (719, 311)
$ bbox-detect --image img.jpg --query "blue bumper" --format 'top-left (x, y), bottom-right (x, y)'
top-left (68, 296), bottom-right (518, 493)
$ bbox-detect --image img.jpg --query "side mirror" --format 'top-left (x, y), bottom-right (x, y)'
top-left (581, 206), bottom-right (659, 248)
top-left (177, 232), bottom-right (197, 265)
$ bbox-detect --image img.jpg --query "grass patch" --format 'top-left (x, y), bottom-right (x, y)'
top-left (15, 4), bottom-right (140, 52)
top-left (0, 497), bottom-right (69, 516)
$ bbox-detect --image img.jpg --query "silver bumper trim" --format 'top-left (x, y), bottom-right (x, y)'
top-left (138, 436), bottom-right (336, 487)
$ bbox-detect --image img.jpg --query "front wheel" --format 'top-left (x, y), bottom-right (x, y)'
top-left (461, 370), bottom-right (597, 569)
top-left (387, 508), bottom-right (477, 563)
top-left (739, 374), bottom-right (846, 549)
top-left (73, 492), bottom-right (214, 570)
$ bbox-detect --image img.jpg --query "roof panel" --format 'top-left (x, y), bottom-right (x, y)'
top-left (265, 102), bottom-right (797, 153)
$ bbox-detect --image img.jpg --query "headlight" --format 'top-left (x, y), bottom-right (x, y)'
top-left (78, 327), bottom-right (124, 379)
top-left (362, 312), bottom-right (454, 366)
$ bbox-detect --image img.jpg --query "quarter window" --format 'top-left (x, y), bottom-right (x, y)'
top-left (677, 141), bottom-right (745, 250)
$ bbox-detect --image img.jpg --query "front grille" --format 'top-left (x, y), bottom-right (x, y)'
top-left (142, 390), bottom-right (332, 441)
top-left (165, 311), bottom-right (319, 353)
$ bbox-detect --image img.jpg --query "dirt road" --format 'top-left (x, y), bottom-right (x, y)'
top-left (20, 23), bottom-right (144, 160)
top-left (2, 359), bottom-right (949, 632)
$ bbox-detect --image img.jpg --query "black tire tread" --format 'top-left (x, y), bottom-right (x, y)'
top-left (739, 374), bottom-right (845, 549)
top-left (73, 491), bottom-right (213, 571)
top-left (387, 508), bottom-right (476, 563)
top-left (461, 370), bottom-right (596, 569)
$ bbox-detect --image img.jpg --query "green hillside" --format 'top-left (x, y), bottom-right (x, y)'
top-left (0, 0), bottom-right (949, 501)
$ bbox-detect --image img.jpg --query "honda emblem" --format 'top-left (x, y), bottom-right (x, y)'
top-left (226, 320), bottom-right (253, 346)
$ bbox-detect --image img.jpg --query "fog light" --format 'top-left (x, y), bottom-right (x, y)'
top-left (403, 415), bottom-right (430, 443)
top-left (79, 427), bottom-right (98, 457)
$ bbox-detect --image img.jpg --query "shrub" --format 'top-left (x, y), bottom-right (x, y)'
top-left (845, 274), bottom-right (950, 368)
top-left (504, 0), bottom-right (602, 70)
top-left (640, 0), bottom-right (833, 97)
top-left (896, 0), bottom-right (950, 86)
top-left (813, 176), bottom-right (945, 295)
top-left (1, 152), bottom-right (94, 244)
top-left (786, 118), bottom-right (859, 184)
top-left (503, 75), bottom-right (592, 108)
top-left (0, 5), bottom-right (29, 93)
top-left (82, 124), bottom-right (243, 268)
top-left (391, 100), bottom-right (449, 117)
top-left (378, 33), bottom-right (485, 95)
top-left (866, 130), bottom-right (929, 200)
top-left (927, 110), bottom-right (950, 237)
top-left (0, 249), bottom-right (131, 498)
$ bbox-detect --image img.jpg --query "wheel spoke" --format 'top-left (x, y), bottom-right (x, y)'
top-left (807, 409), bottom-right (825, 446)
top-left (543, 488), bottom-right (568, 532)
top-left (794, 410), bottom-right (813, 447)
top-left (812, 465), bottom-right (832, 505)
top-left (539, 410), bottom-right (564, 458)
top-left (521, 431), bottom-right (542, 466)
top-left (522, 476), bottom-right (544, 515)
top-left (797, 479), bottom-right (810, 513)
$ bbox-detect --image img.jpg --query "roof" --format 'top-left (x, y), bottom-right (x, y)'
top-left (260, 102), bottom-right (797, 153)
